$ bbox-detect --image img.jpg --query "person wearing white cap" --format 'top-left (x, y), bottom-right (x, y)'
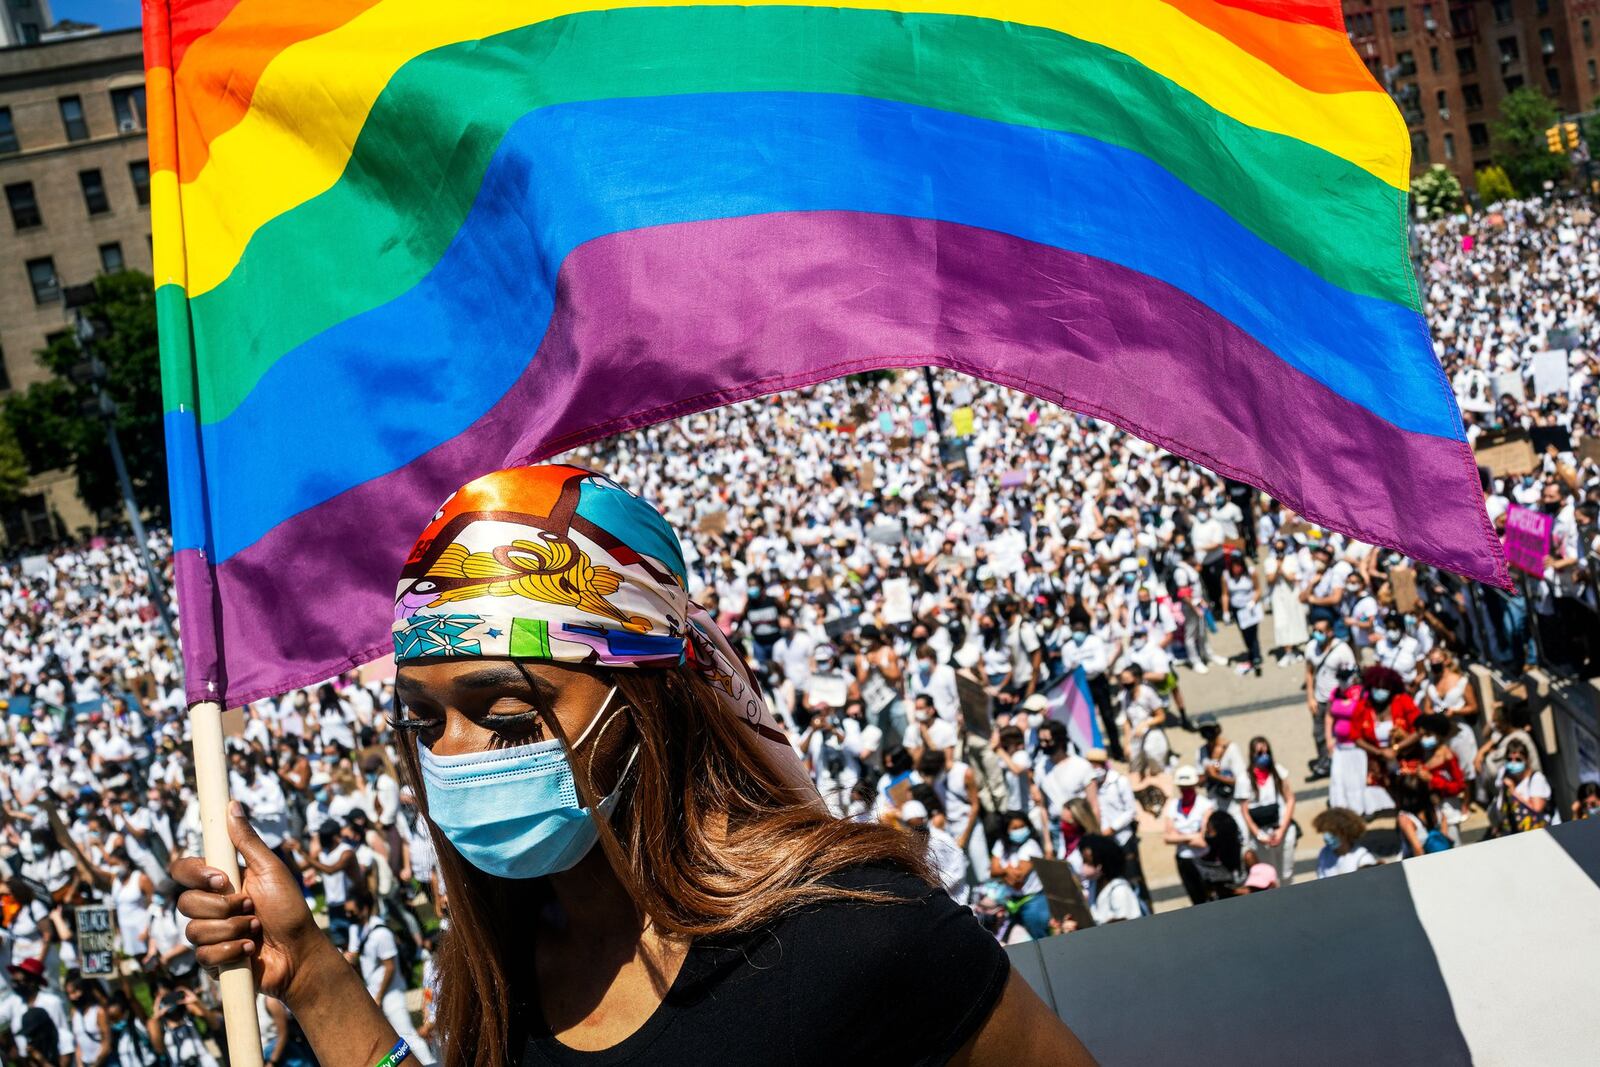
top-left (900, 800), bottom-right (969, 905)
top-left (1162, 766), bottom-right (1217, 906)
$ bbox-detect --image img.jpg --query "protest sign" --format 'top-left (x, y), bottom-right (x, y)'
top-left (1531, 350), bottom-right (1569, 397)
top-left (911, 418), bottom-right (928, 437)
top-left (952, 406), bottom-right (975, 437)
top-left (1389, 565), bottom-right (1418, 615)
top-left (807, 675), bottom-right (849, 709)
top-left (1492, 371), bottom-right (1524, 402)
top-left (881, 577), bottom-right (914, 624)
top-left (1474, 432), bottom-right (1537, 478)
top-left (19, 555), bottom-right (47, 578)
top-left (1503, 504), bottom-right (1552, 577)
top-left (76, 905), bottom-right (117, 977)
top-left (697, 509), bottom-right (729, 536)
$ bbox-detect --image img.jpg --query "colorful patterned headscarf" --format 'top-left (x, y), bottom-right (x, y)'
top-left (393, 464), bottom-right (813, 796)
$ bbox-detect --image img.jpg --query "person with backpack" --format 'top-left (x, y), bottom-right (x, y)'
top-left (347, 889), bottom-right (432, 1064)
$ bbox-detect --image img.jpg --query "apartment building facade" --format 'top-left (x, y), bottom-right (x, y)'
top-left (0, 27), bottom-right (148, 538)
top-left (1344, 0), bottom-right (1600, 184)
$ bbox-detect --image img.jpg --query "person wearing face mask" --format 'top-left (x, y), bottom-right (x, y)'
top-left (1239, 737), bottom-right (1298, 885)
top-left (900, 797), bottom-right (968, 905)
top-left (1219, 555), bottom-right (1264, 677)
top-left (909, 642), bottom-right (961, 725)
top-left (1116, 625), bottom-right (1191, 733)
top-left (1570, 782), bottom-right (1600, 823)
top-left (1061, 609), bottom-right (1121, 760)
top-left (1312, 808), bottom-right (1377, 879)
top-left (1372, 612), bottom-right (1423, 684)
top-left (1117, 665), bottom-right (1170, 783)
top-left (990, 811), bottom-right (1050, 939)
top-left (1084, 749), bottom-right (1147, 906)
top-left (1341, 575), bottom-right (1380, 653)
top-left (1408, 714), bottom-right (1467, 843)
top-left (1490, 738), bottom-right (1557, 836)
top-left (173, 465), bottom-right (1091, 1067)
top-left (1263, 536), bottom-right (1310, 665)
top-left (1161, 766), bottom-right (1216, 906)
top-left (1420, 649), bottom-right (1480, 783)
top-left (109, 846), bottom-right (156, 960)
top-left (1350, 666), bottom-right (1421, 816)
top-left (1304, 619), bottom-right (1356, 782)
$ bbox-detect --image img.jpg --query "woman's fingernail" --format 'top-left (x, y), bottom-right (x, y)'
top-left (208, 874), bottom-right (227, 891)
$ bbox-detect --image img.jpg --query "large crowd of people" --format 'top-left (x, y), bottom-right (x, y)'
top-left (0, 195), bottom-right (1593, 1062)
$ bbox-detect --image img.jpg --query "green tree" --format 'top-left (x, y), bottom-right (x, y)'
top-left (1410, 164), bottom-right (1464, 218)
top-left (1582, 94), bottom-right (1600, 155)
top-left (3, 270), bottom-right (167, 521)
top-left (1490, 87), bottom-right (1569, 195)
top-left (1474, 164), bottom-right (1517, 203)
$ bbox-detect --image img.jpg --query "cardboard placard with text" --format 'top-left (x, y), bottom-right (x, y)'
top-left (1474, 435), bottom-right (1537, 478)
top-left (1389, 565), bottom-right (1418, 615)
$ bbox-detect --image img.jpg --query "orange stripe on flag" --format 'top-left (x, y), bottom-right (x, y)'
top-left (1162, 0), bottom-right (1374, 94)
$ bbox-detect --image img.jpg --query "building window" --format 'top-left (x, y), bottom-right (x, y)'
top-left (1411, 130), bottom-right (1430, 164)
top-left (99, 241), bottom-right (124, 273)
top-left (1398, 50), bottom-right (1418, 76)
top-left (0, 107), bottom-right (16, 154)
top-left (1430, 46), bottom-right (1441, 72)
top-left (110, 86), bottom-right (146, 132)
top-left (128, 160), bottom-right (150, 206)
top-left (1469, 122), bottom-right (1490, 148)
top-left (78, 169), bottom-right (109, 215)
top-left (26, 257), bottom-right (59, 305)
top-left (1390, 5), bottom-right (1408, 32)
top-left (1421, 3), bottom-right (1436, 31)
top-left (0, 347), bottom-right (10, 394)
top-left (1463, 83), bottom-right (1484, 110)
top-left (58, 96), bottom-right (89, 142)
top-left (1457, 46), bottom-right (1477, 74)
top-left (1537, 0), bottom-right (1550, 15)
top-left (1443, 132), bottom-right (1456, 160)
top-left (1586, 19), bottom-right (1594, 46)
top-left (1540, 28), bottom-right (1556, 55)
top-left (1589, 58), bottom-right (1596, 83)
top-left (1504, 73), bottom-right (1524, 91)
top-left (5, 182), bottom-right (40, 230)
top-left (1347, 11), bottom-right (1374, 36)
top-left (1499, 36), bottom-right (1520, 63)
top-left (1547, 65), bottom-right (1562, 93)
top-left (1493, 0), bottom-right (1512, 23)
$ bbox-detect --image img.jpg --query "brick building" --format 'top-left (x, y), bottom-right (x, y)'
top-left (0, 26), bottom-right (148, 538)
top-left (1344, 0), bottom-right (1600, 185)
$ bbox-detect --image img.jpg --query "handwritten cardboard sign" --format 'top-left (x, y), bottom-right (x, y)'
top-left (1503, 504), bottom-right (1552, 577)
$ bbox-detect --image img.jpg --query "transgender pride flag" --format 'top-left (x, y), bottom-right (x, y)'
top-left (142, 0), bottom-right (1506, 705)
top-left (1046, 668), bottom-right (1105, 756)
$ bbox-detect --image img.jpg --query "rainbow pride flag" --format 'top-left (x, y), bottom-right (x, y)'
top-left (143, 0), bottom-right (1506, 705)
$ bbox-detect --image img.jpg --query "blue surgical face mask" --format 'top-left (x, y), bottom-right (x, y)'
top-left (1504, 759), bottom-right (1527, 776)
top-left (418, 687), bottom-right (637, 880)
top-left (1253, 754), bottom-right (1272, 769)
top-left (1322, 831), bottom-right (1341, 849)
top-left (1008, 827), bottom-right (1031, 845)
top-left (1420, 736), bottom-right (1439, 752)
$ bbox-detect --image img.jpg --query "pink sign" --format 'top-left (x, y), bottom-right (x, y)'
top-left (1503, 504), bottom-right (1552, 576)
top-left (1461, 235), bottom-right (1475, 253)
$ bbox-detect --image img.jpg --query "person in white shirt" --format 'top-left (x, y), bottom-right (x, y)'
top-left (1304, 620), bottom-right (1356, 780)
top-left (4, 958), bottom-right (69, 1060)
top-left (347, 893), bottom-right (433, 1064)
top-left (1162, 766), bottom-right (1216, 906)
top-left (1313, 808), bottom-right (1378, 879)
top-left (907, 643), bottom-right (960, 723)
top-left (901, 800), bottom-right (969, 905)
top-left (1373, 612), bottom-right (1424, 684)
top-left (1060, 612), bottom-right (1122, 761)
top-left (1085, 749), bottom-right (1147, 908)
top-left (1079, 834), bottom-right (1143, 924)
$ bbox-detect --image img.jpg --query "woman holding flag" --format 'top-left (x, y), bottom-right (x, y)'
top-left (171, 466), bottom-right (1091, 1067)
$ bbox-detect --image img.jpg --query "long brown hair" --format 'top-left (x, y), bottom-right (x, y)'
top-left (394, 665), bottom-right (931, 1067)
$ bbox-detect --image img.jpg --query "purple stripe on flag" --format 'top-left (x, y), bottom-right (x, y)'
top-left (177, 210), bottom-right (1504, 705)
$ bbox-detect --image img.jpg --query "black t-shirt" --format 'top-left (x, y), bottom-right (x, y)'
top-left (521, 864), bottom-right (1009, 1067)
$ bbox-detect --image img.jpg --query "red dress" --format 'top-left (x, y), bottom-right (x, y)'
top-left (1351, 693), bottom-right (1421, 786)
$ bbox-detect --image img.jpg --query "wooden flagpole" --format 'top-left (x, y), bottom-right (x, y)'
top-left (189, 700), bottom-right (265, 1067)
